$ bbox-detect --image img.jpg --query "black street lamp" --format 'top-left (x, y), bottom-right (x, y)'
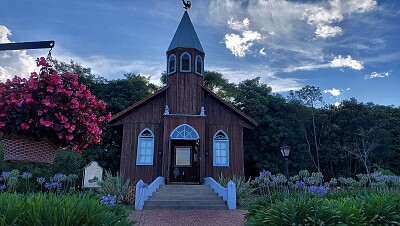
top-left (280, 144), bottom-right (291, 179)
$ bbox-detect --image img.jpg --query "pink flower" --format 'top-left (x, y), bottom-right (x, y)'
top-left (37, 110), bottom-right (43, 116)
top-left (65, 134), bottom-right (74, 141)
top-left (47, 86), bottom-right (54, 93)
top-left (39, 118), bottom-right (53, 127)
top-left (21, 122), bottom-right (30, 130)
top-left (0, 121), bottom-right (5, 129)
top-left (68, 125), bottom-right (76, 133)
top-left (0, 113), bottom-right (6, 117)
top-left (71, 98), bottom-right (79, 109)
top-left (36, 57), bottom-right (48, 66)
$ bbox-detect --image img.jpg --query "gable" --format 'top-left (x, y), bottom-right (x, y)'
top-left (109, 87), bottom-right (168, 125)
top-left (202, 86), bottom-right (258, 129)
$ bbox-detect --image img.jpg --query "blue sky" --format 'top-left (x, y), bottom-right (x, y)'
top-left (1, 0), bottom-right (399, 106)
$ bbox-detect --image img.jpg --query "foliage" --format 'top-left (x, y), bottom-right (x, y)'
top-left (0, 193), bottom-right (133, 226)
top-left (98, 170), bottom-right (131, 204)
top-left (246, 192), bottom-right (400, 226)
top-left (218, 173), bottom-right (254, 206)
top-left (1, 142), bottom-right (85, 188)
top-left (0, 57), bottom-right (111, 153)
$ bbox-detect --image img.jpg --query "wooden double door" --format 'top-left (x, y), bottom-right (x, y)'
top-left (170, 140), bottom-right (200, 183)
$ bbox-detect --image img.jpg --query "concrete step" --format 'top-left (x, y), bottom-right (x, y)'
top-left (144, 204), bottom-right (228, 210)
top-left (143, 184), bottom-right (228, 210)
top-left (150, 195), bottom-right (221, 200)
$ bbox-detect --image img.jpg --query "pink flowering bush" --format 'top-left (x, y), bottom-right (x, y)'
top-left (0, 57), bottom-right (111, 153)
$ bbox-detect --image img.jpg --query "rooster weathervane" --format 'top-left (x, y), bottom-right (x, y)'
top-left (182, 0), bottom-right (191, 10)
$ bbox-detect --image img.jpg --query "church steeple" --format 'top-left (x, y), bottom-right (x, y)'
top-left (168, 11), bottom-right (204, 53)
top-left (165, 10), bottom-right (205, 115)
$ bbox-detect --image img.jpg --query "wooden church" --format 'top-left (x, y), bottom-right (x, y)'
top-left (110, 11), bottom-right (258, 184)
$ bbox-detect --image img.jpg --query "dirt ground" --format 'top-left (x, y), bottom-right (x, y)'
top-left (128, 209), bottom-right (247, 226)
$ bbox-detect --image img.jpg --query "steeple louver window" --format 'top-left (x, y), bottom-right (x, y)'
top-left (168, 54), bottom-right (176, 74)
top-left (195, 56), bottom-right (203, 75)
top-left (180, 52), bottom-right (191, 72)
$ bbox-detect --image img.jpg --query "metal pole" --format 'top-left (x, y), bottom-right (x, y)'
top-left (0, 41), bottom-right (55, 51)
top-left (284, 156), bottom-right (289, 179)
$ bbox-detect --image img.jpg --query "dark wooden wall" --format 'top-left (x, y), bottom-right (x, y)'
top-left (204, 92), bottom-right (249, 178)
top-left (115, 92), bottom-right (166, 184)
top-left (166, 48), bottom-right (204, 115)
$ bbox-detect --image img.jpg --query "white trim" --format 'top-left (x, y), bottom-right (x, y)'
top-left (213, 130), bottom-right (229, 167)
top-left (203, 177), bottom-right (236, 209)
top-left (180, 52), bottom-right (191, 72)
top-left (135, 177), bottom-right (165, 210)
top-left (136, 128), bottom-right (155, 166)
top-left (195, 55), bottom-right (203, 76)
top-left (170, 124), bottom-right (199, 140)
top-left (168, 54), bottom-right (177, 75)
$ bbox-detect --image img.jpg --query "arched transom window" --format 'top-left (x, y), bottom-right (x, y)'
top-left (168, 54), bottom-right (176, 74)
top-left (171, 124), bottom-right (199, 140)
top-left (136, 128), bottom-right (154, 165)
top-left (180, 52), bottom-right (191, 72)
top-left (213, 130), bottom-right (229, 167)
top-left (195, 55), bottom-right (203, 76)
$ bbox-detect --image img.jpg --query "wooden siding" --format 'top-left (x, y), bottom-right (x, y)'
top-left (166, 48), bottom-right (204, 115)
top-left (118, 93), bottom-right (165, 184)
top-left (204, 125), bottom-right (245, 179)
top-left (204, 92), bottom-right (254, 129)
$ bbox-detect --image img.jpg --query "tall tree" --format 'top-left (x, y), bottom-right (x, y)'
top-left (288, 85), bottom-right (325, 172)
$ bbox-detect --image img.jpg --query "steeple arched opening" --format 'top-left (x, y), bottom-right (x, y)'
top-left (180, 52), bottom-right (191, 72)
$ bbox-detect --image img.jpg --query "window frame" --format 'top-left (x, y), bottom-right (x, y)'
top-left (136, 128), bottom-right (155, 166)
top-left (168, 54), bottom-right (177, 75)
top-left (180, 52), bottom-right (191, 72)
top-left (213, 130), bottom-right (229, 167)
top-left (195, 55), bottom-right (203, 76)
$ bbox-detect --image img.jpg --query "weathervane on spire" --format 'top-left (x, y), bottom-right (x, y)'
top-left (182, 0), bottom-right (191, 10)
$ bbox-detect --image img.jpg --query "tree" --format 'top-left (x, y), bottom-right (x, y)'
top-left (288, 85), bottom-right (325, 172)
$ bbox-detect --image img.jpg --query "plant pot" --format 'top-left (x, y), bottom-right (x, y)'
top-left (3, 136), bottom-right (58, 164)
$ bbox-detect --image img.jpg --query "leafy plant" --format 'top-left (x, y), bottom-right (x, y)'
top-left (0, 193), bottom-right (134, 225)
top-left (218, 173), bottom-right (254, 206)
top-left (0, 57), bottom-right (111, 153)
top-left (98, 170), bottom-right (131, 203)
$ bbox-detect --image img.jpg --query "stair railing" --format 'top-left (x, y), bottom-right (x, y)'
top-left (135, 176), bottom-right (165, 210)
top-left (203, 177), bottom-right (236, 209)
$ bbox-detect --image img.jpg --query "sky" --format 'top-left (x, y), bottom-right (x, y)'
top-left (1, 0), bottom-right (399, 106)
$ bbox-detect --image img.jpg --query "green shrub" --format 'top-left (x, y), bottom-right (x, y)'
top-left (98, 170), bottom-right (131, 204)
top-left (246, 192), bottom-right (400, 226)
top-left (218, 173), bottom-right (254, 207)
top-left (0, 193), bottom-right (134, 225)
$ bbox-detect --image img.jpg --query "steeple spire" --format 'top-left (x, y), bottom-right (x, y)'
top-left (167, 11), bottom-right (204, 53)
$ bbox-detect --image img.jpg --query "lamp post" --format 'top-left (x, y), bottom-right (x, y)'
top-left (280, 144), bottom-right (291, 179)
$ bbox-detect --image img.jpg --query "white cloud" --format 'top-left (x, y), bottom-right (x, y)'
top-left (324, 88), bottom-right (341, 96)
top-left (224, 29), bottom-right (262, 57)
top-left (364, 71), bottom-right (390, 79)
top-left (227, 17), bottom-right (250, 30)
top-left (259, 47), bottom-right (266, 56)
top-left (304, 0), bottom-right (377, 39)
top-left (330, 55), bottom-right (364, 70)
top-left (206, 65), bottom-right (302, 93)
top-left (0, 25), bottom-right (38, 81)
top-left (346, 88), bottom-right (351, 91)
top-left (315, 25), bottom-right (342, 38)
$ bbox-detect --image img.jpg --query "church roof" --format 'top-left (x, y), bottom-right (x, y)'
top-left (167, 11), bottom-right (204, 53)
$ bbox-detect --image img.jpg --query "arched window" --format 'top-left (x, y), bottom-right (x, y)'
top-left (171, 124), bottom-right (199, 140)
top-left (168, 54), bottom-right (176, 74)
top-left (213, 130), bottom-right (229, 167)
top-left (180, 52), bottom-right (191, 72)
top-left (136, 128), bottom-right (154, 165)
top-left (195, 55), bottom-right (203, 76)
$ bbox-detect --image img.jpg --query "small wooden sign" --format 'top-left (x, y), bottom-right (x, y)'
top-left (83, 161), bottom-right (103, 189)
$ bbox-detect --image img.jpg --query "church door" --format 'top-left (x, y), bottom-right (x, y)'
top-left (169, 124), bottom-right (200, 183)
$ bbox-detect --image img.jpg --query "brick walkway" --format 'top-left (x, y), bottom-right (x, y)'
top-left (129, 210), bottom-right (247, 226)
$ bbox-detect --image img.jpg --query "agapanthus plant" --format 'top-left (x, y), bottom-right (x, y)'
top-left (0, 57), bottom-right (111, 153)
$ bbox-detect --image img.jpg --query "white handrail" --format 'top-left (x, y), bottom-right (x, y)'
top-left (135, 176), bottom-right (165, 210)
top-left (203, 177), bottom-right (236, 209)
